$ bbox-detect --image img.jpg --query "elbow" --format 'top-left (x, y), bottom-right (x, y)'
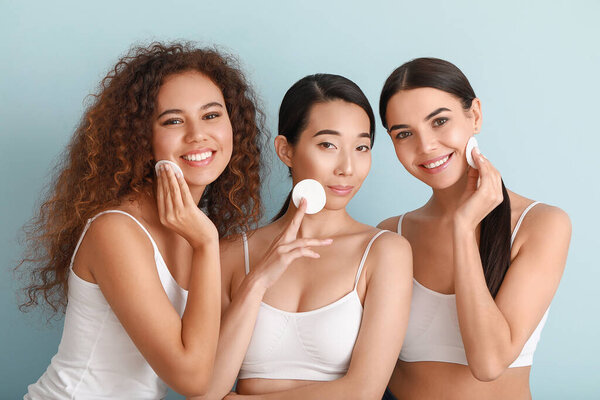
top-left (168, 360), bottom-right (215, 398)
top-left (468, 359), bottom-right (506, 382)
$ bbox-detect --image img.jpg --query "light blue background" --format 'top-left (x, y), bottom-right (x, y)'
top-left (1, 0), bottom-right (598, 398)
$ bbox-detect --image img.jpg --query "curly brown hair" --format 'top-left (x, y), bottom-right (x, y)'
top-left (16, 42), bottom-right (266, 315)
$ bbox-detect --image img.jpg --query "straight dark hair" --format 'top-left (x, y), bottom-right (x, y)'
top-left (379, 58), bottom-right (511, 298)
top-left (272, 73), bottom-right (376, 221)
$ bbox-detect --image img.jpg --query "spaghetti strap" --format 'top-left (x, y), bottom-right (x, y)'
top-left (242, 232), bottom-right (250, 275)
top-left (69, 210), bottom-right (157, 269)
top-left (397, 214), bottom-right (405, 235)
top-left (354, 230), bottom-right (389, 290)
top-left (511, 201), bottom-right (541, 246)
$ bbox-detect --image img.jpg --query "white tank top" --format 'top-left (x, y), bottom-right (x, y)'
top-left (25, 210), bottom-right (188, 400)
top-left (238, 230), bottom-right (388, 381)
top-left (397, 201), bottom-right (549, 367)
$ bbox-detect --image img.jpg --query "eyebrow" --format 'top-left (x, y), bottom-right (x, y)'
top-left (157, 102), bottom-right (224, 119)
top-left (313, 129), bottom-right (371, 139)
top-left (388, 107), bottom-right (452, 132)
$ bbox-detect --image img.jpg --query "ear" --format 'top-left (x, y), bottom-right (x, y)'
top-left (274, 135), bottom-right (294, 168)
top-left (470, 98), bottom-right (482, 135)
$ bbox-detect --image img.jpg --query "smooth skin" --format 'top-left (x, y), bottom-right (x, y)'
top-left (72, 71), bottom-right (232, 396)
top-left (192, 100), bottom-right (412, 400)
top-left (378, 87), bottom-right (571, 400)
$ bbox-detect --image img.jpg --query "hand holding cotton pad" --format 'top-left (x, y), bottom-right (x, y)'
top-left (465, 136), bottom-right (479, 169)
top-left (155, 160), bottom-right (184, 177)
top-left (292, 179), bottom-right (326, 214)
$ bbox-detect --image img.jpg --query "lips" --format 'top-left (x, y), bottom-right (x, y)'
top-left (327, 185), bottom-right (354, 196)
top-left (180, 148), bottom-right (216, 167)
top-left (418, 152), bottom-right (453, 174)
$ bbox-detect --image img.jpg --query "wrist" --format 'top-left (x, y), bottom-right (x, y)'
top-left (453, 216), bottom-right (477, 239)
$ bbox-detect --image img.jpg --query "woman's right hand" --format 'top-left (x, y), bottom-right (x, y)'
top-left (251, 199), bottom-right (333, 290)
top-left (156, 163), bottom-right (219, 248)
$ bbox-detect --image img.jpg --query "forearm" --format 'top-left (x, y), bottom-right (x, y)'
top-left (453, 222), bottom-right (513, 378)
top-left (244, 375), bottom-right (373, 400)
top-left (180, 241), bottom-right (222, 379)
top-left (192, 271), bottom-right (267, 400)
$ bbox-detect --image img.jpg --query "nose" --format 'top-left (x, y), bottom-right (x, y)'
top-left (334, 149), bottom-right (353, 176)
top-left (184, 119), bottom-right (207, 143)
top-left (415, 129), bottom-right (438, 154)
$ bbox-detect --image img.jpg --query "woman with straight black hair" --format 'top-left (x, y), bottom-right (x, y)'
top-left (377, 58), bottom-right (571, 400)
top-left (192, 74), bottom-right (412, 400)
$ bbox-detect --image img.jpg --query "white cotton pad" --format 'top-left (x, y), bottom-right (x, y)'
top-left (465, 136), bottom-right (479, 169)
top-left (292, 179), bottom-right (326, 214)
top-left (155, 160), bottom-right (184, 177)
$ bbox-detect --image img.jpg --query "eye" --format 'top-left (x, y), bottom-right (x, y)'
top-left (203, 112), bottom-right (220, 120)
top-left (162, 118), bottom-right (184, 126)
top-left (356, 144), bottom-right (371, 152)
top-left (395, 131), bottom-right (412, 140)
top-left (318, 142), bottom-right (337, 150)
top-left (433, 117), bottom-right (448, 127)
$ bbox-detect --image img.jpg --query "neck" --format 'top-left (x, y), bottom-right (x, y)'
top-left (279, 203), bottom-right (354, 239)
top-left (427, 172), bottom-right (470, 216)
top-left (189, 184), bottom-right (206, 205)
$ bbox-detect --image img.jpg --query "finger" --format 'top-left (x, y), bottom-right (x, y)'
top-left (161, 167), bottom-right (174, 217)
top-left (156, 166), bottom-right (166, 218)
top-left (165, 165), bottom-right (184, 211)
top-left (176, 171), bottom-right (195, 207)
top-left (279, 238), bottom-right (333, 253)
top-left (284, 246), bottom-right (321, 263)
top-left (283, 198), bottom-right (307, 242)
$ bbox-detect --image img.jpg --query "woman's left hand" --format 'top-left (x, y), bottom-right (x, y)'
top-left (455, 147), bottom-right (504, 230)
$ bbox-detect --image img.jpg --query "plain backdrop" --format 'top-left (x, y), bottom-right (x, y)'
top-left (1, 0), bottom-right (598, 398)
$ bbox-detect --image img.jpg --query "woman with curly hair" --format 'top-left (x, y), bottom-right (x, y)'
top-left (19, 42), bottom-right (265, 399)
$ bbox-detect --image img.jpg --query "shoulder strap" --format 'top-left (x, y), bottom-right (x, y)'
top-left (69, 210), bottom-right (157, 268)
top-left (354, 230), bottom-right (389, 290)
top-left (242, 232), bottom-right (250, 275)
top-left (510, 201), bottom-right (541, 246)
top-left (396, 214), bottom-right (405, 235)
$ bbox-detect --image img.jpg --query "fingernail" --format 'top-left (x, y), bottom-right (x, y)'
top-left (323, 239), bottom-right (333, 243)
top-left (474, 147), bottom-right (481, 155)
top-left (479, 155), bottom-right (485, 163)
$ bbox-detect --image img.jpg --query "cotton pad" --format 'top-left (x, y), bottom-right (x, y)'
top-left (155, 160), bottom-right (184, 178)
top-left (292, 179), bottom-right (326, 214)
top-left (465, 136), bottom-right (479, 169)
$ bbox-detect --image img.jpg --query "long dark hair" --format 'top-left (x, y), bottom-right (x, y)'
top-left (379, 58), bottom-right (511, 298)
top-left (272, 73), bottom-right (376, 220)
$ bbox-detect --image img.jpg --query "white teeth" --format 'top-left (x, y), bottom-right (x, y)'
top-left (183, 151), bottom-right (212, 162)
top-left (423, 155), bottom-right (450, 169)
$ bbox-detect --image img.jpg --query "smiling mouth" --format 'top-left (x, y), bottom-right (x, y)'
top-left (421, 153), bottom-right (453, 169)
top-left (182, 151), bottom-right (213, 162)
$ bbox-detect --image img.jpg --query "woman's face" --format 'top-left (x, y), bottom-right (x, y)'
top-left (281, 100), bottom-right (372, 211)
top-left (152, 71), bottom-right (233, 188)
top-left (385, 87), bottom-right (481, 189)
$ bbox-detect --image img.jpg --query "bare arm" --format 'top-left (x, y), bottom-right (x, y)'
top-left (225, 233), bottom-right (413, 400)
top-left (453, 150), bottom-right (571, 381)
top-left (84, 166), bottom-right (221, 396)
top-left (191, 200), bottom-right (333, 400)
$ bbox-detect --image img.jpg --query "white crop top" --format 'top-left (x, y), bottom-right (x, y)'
top-left (25, 210), bottom-right (188, 400)
top-left (397, 201), bottom-right (549, 367)
top-left (238, 230), bottom-right (388, 381)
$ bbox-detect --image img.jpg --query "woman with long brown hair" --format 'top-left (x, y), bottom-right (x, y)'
top-left (18, 42), bottom-right (265, 399)
top-left (378, 58), bottom-right (571, 399)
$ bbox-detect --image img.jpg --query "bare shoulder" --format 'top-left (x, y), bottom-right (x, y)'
top-left (365, 229), bottom-right (413, 278)
top-left (517, 203), bottom-right (571, 243)
top-left (376, 215), bottom-right (401, 232)
top-left (77, 212), bottom-right (156, 279)
top-left (83, 212), bottom-right (153, 255)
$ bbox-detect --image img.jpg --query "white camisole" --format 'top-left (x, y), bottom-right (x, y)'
top-left (238, 230), bottom-right (389, 381)
top-left (25, 210), bottom-right (188, 400)
top-left (397, 201), bottom-right (549, 367)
